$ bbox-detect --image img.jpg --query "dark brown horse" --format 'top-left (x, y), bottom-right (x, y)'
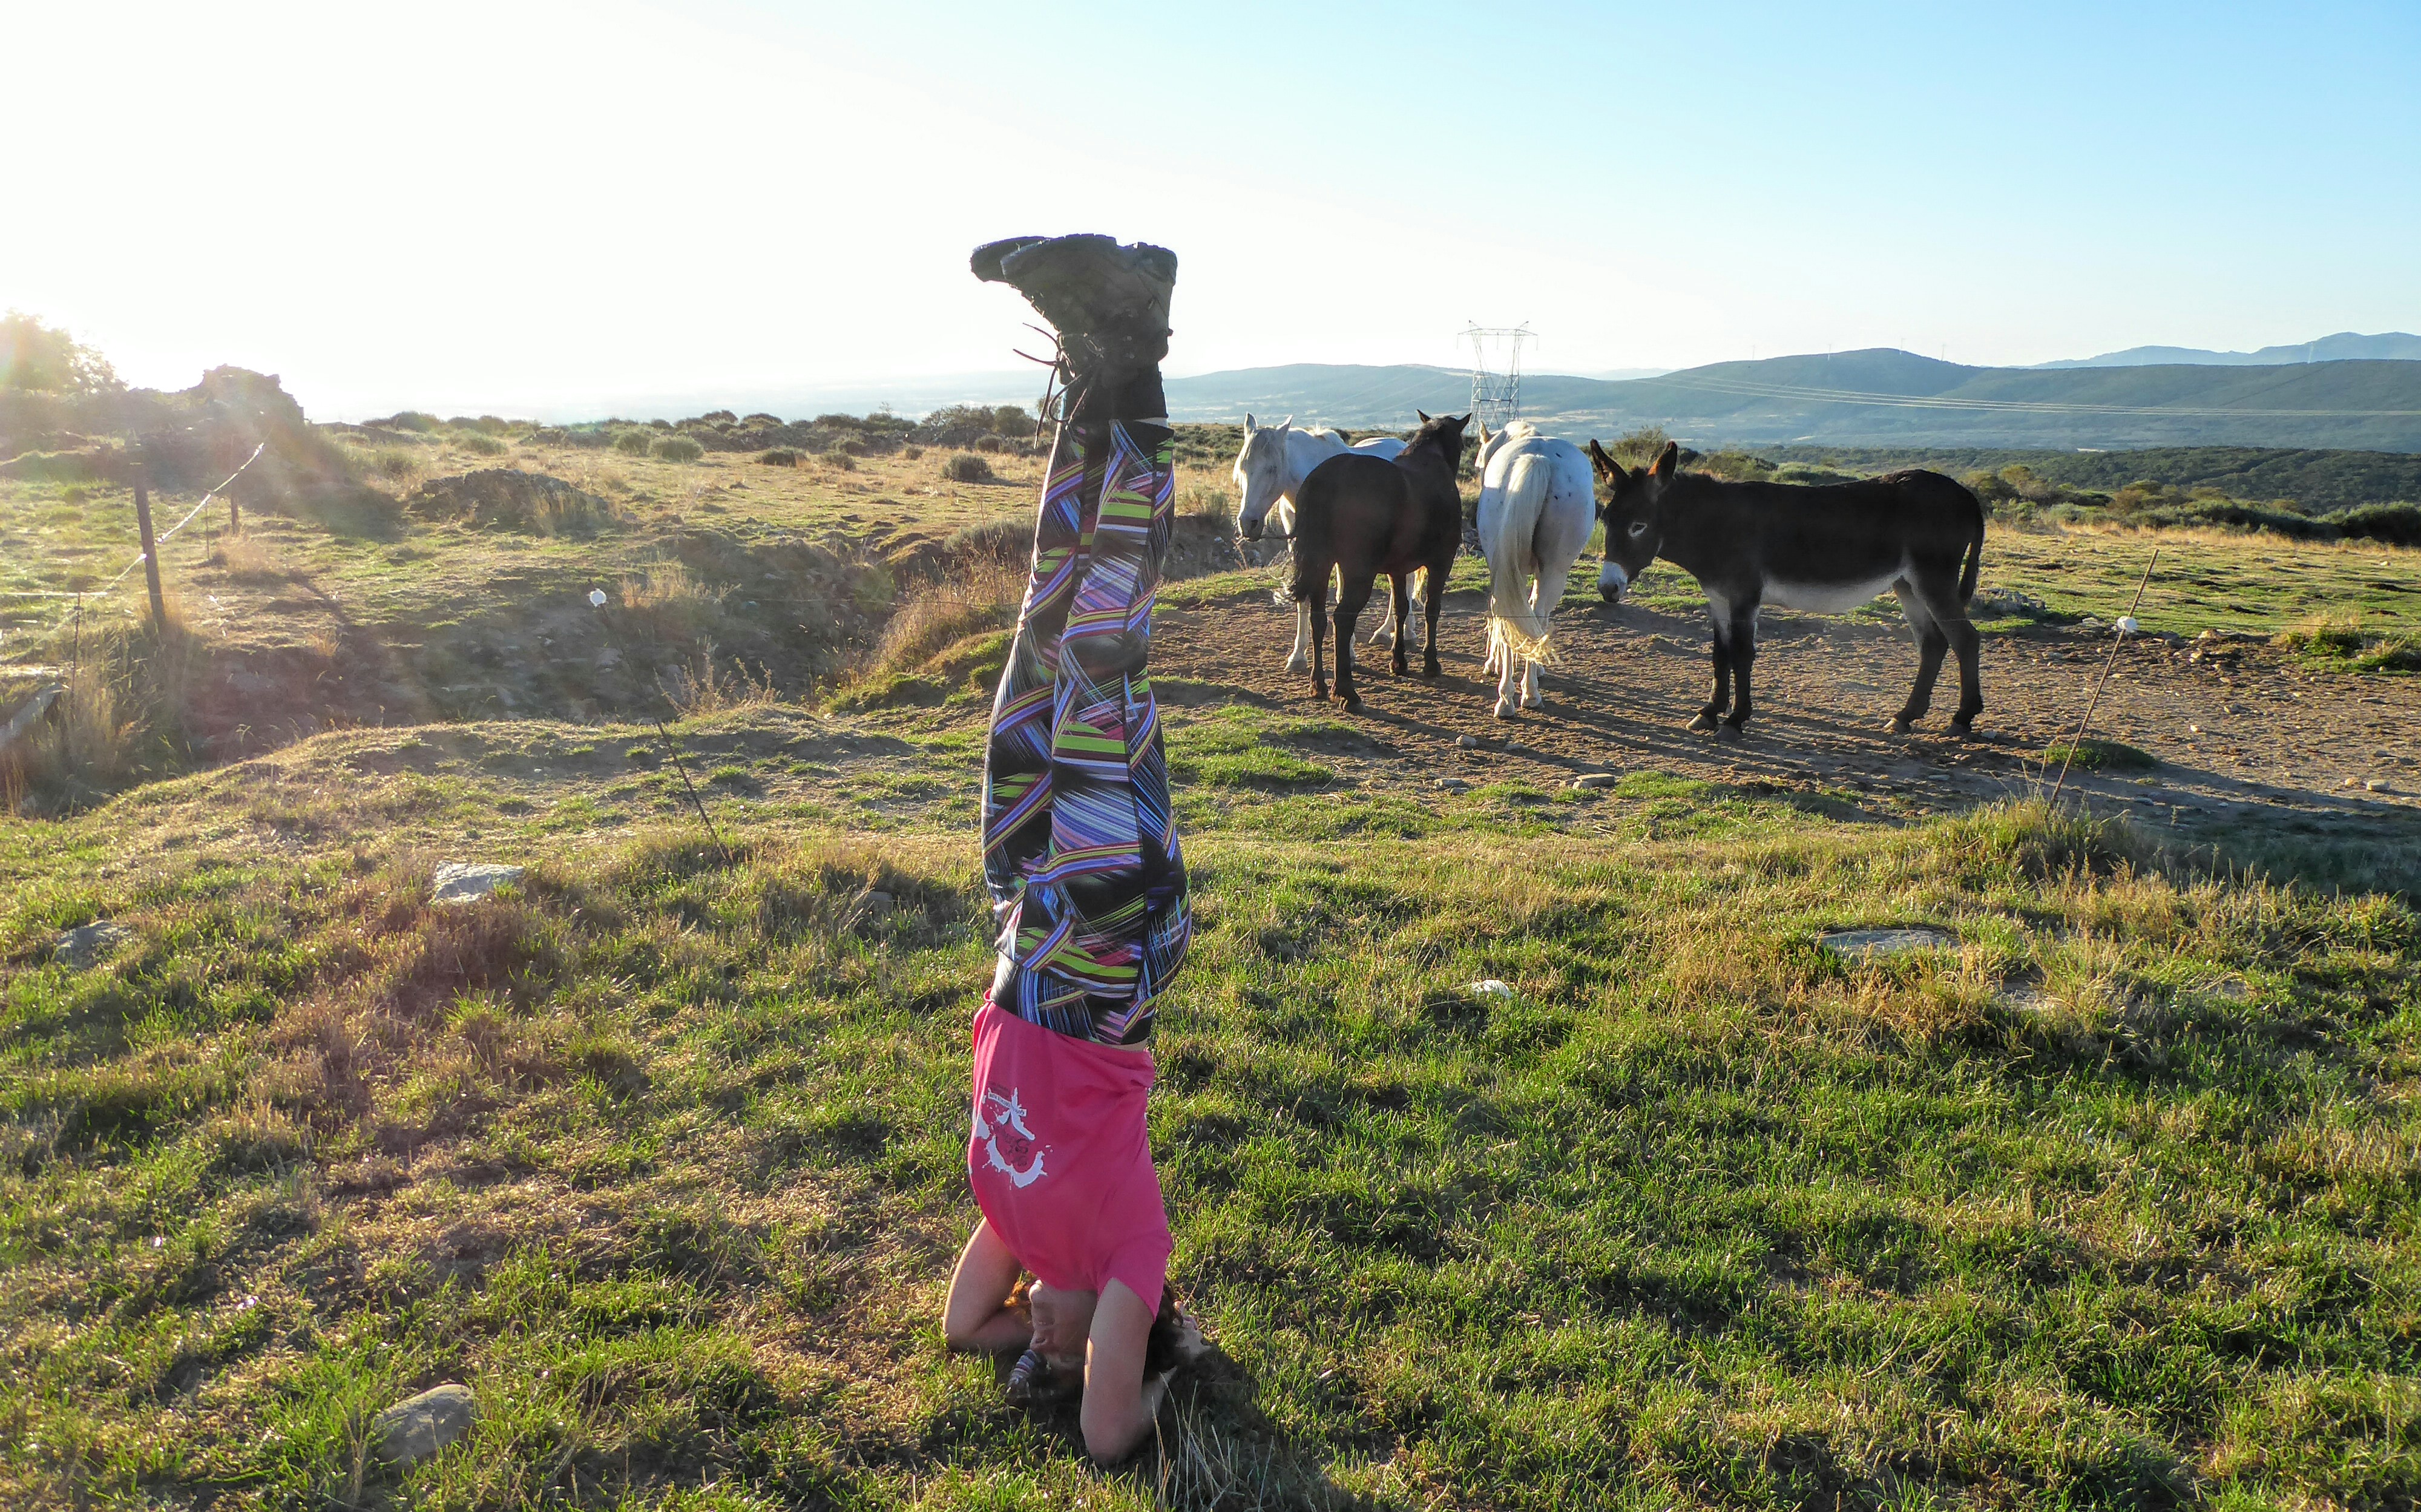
top-left (1289, 411), bottom-right (1470, 711)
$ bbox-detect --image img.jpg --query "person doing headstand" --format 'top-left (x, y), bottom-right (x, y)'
top-left (941, 235), bottom-right (1200, 1464)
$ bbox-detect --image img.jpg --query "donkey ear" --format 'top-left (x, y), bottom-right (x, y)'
top-left (1416, 409), bottom-right (1431, 424)
top-left (1476, 418), bottom-right (1491, 448)
top-left (1279, 414), bottom-right (1293, 430)
top-left (1244, 413), bottom-right (1256, 432)
top-left (1651, 440), bottom-right (1679, 481)
top-left (1585, 439), bottom-right (1618, 480)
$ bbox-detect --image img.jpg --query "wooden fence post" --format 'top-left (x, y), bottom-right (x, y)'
top-left (228, 474), bottom-right (241, 533)
top-left (134, 470), bottom-right (168, 628)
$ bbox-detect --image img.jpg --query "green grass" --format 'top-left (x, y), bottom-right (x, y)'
top-left (2, 707), bottom-right (2419, 1510)
top-left (2042, 737), bottom-right (2161, 772)
top-left (7, 421), bottom-right (2421, 1508)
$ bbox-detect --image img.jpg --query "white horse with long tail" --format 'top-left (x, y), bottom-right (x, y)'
top-left (1474, 419), bottom-right (1598, 717)
top-left (1231, 414), bottom-right (1408, 671)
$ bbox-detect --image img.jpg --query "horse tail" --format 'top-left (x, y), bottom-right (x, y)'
top-left (1286, 474), bottom-right (1327, 605)
top-left (1957, 490), bottom-right (1985, 602)
top-left (1485, 453), bottom-right (1557, 662)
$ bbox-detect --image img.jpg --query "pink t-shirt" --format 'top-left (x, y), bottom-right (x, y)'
top-left (967, 1002), bottom-right (1171, 1315)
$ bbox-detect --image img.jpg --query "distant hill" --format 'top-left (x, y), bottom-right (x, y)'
top-left (1162, 349), bottom-right (2421, 452)
top-left (2034, 331), bottom-right (2421, 369)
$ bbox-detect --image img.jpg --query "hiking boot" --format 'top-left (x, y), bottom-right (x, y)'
top-left (971, 234), bottom-right (1176, 419)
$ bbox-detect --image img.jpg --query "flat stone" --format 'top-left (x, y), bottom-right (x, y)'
top-left (1433, 778), bottom-right (1470, 792)
top-left (372, 1383), bottom-right (477, 1467)
top-left (1570, 772), bottom-right (1618, 790)
top-left (54, 921), bottom-right (131, 968)
top-left (1465, 979), bottom-right (1514, 999)
top-left (2367, 778), bottom-right (2393, 794)
top-left (1818, 926), bottom-right (1958, 959)
top-left (431, 863), bottom-right (525, 904)
top-left (1454, 734), bottom-right (1480, 749)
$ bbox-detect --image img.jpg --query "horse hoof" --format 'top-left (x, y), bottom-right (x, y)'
top-left (1421, 662), bottom-right (1441, 680)
top-left (1312, 685), bottom-right (1329, 702)
top-left (1687, 713), bottom-right (1718, 734)
top-left (1520, 695), bottom-right (1543, 711)
top-left (1493, 701), bottom-right (1514, 719)
top-left (1342, 695), bottom-right (1364, 714)
top-left (1889, 717), bottom-right (1914, 735)
top-left (1716, 723), bottom-right (1746, 743)
top-left (1949, 718), bottom-right (1976, 738)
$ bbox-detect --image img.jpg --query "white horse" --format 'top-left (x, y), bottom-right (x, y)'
top-left (1474, 419), bottom-right (1598, 717)
top-left (1231, 414), bottom-right (1410, 672)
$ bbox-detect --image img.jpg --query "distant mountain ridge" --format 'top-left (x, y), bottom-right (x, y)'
top-left (2034, 332), bottom-right (2421, 369)
top-left (1160, 349), bottom-right (2421, 452)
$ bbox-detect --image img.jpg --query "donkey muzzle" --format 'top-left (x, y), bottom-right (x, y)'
top-left (1598, 561), bottom-right (1630, 602)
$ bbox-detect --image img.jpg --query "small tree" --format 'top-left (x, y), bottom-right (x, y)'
top-left (1, 311), bottom-right (121, 395)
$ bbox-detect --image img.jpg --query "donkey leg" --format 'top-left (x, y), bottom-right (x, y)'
top-left (1520, 657), bottom-right (1543, 711)
top-left (1390, 573), bottom-right (1413, 676)
top-left (1690, 610), bottom-right (1733, 732)
top-left (1493, 639), bottom-right (1519, 718)
top-left (1334, 574), bottom-right (1375, 711)
top-left (1720, 605), bottom-right (1760, 739)
top-left (1889, 582), bottom-right (1949, 734)
top-left (1907, 576), bottom-right (1985, 734)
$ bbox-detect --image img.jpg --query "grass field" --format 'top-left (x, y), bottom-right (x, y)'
top-left (4, 420), bottom-right (2419, 1510)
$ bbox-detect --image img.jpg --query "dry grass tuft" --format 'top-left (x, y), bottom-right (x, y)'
top-left (873, 560), bottom-right (1023, 676)
top-left (659, 640), bottom-right (782, 715)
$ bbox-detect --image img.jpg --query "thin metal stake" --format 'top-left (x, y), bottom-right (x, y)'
top-left (2050, 547), bottom-right (2159, 804)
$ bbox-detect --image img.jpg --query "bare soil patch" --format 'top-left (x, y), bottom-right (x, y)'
top-left (1148, 576), bottom-right (2420, 829)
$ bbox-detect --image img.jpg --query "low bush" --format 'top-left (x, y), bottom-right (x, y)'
top-left (611, 430), bottom-right (653, 455)
top-left (2332, 501), bottom-right (2421, 547)
top-left (940, 452), bottom-right (994, 484)
top-left (652, 435), bottom-right (705, 463)
top-left (458, 434), bottom-right (507, 457)
top-left (757, 449), bottom-right (800, 467)
top-left (824, 450), bottom-right (856, 472)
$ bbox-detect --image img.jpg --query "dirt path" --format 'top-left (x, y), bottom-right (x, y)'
top-left (1150, 577), bottom-right (2420, 827)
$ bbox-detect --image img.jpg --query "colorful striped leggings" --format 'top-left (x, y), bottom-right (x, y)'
top-left (981, 419), bottom-right (1190, 1045)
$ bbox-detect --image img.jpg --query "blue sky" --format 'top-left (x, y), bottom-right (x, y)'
top-left (7, 1), bottom-right (2414, 416)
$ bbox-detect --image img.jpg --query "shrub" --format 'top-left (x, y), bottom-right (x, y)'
top-left (2331, 501), bottom-right (2421, 548)
top-left (757, 448), bottom-right (800, 467)
top-left (824, 450), bottom-right (856, 472)
top-left (742, 412), bottom-right (783, 427)
top-left (386, 412), bottom-right (441, 433)
top-left (941, 452), bottom-right (994, 484)
top-left (611, 430), bottom-right (653, 455)
top-left (813, 413), bottom-right (863, 429)
top-left (459, 434), bottom-right (507, 456)
top-left (902, 444), bottom-right (924, 461)
top-left (652, 435), bottom-right (705, 463)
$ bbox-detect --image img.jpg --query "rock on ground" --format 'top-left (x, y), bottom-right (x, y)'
top-left (372, 1383), bottom-right (477, 1466)
top-left (1818, 927), bottom-right (1958, 959)
top-left (432, 863), bottom-right (525, 904)
top-left (54, 921), bottom-right (132, 968)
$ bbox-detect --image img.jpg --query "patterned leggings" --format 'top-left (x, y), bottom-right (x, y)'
top-left (981, 419), bottom-right (1190, 1045)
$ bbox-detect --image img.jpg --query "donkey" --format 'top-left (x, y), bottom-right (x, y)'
top-left (1587, 440), bottom-right (1986, 738)
top-left (1230, 415), bottom-right (1409, 670)
top-left (1473, 419), bottom-right (1597, 718)
top-left (1289, 412), bottom-right (1470, 712)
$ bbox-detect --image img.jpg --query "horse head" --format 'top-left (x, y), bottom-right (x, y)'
top-left (1588, 438), bottom-right (1678, 601)
top-left (1232, 412), bottom-right (1296, 539)
top-left (1407, 411), bottom-right (1472, 469)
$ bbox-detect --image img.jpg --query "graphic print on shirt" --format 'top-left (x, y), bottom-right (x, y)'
top-left (972, 1085), bottom-right (1048, 1188)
